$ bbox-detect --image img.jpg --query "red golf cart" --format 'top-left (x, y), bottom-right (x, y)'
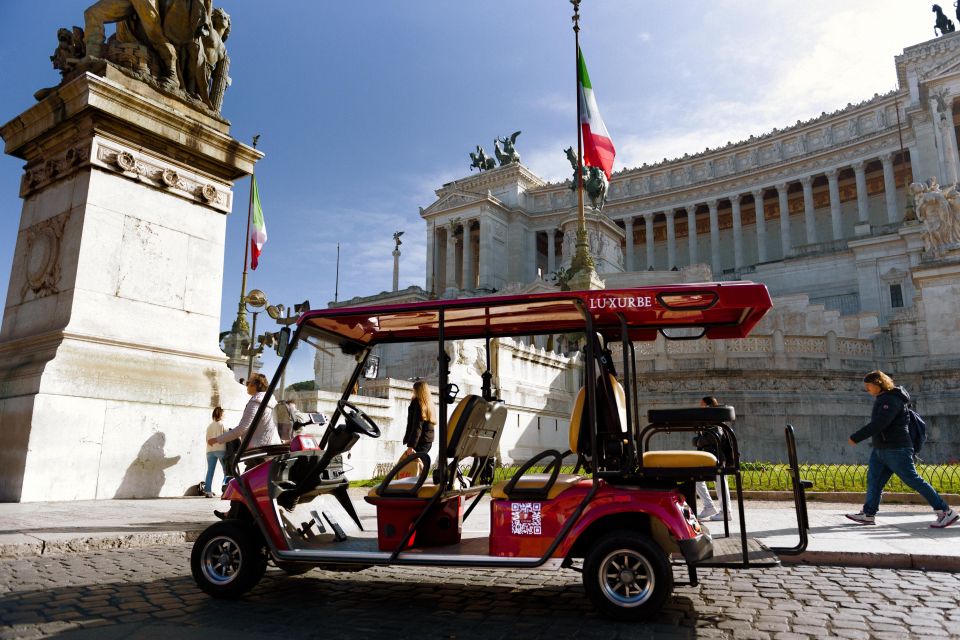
top-left (191, 283), bottom-right (810, 620)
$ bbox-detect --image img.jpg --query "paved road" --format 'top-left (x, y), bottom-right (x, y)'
top-left (1, 546), bottom-right (958, 639)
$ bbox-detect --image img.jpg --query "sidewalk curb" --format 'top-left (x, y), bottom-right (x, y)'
top-left (0, 528), bottom-right (204, 560)
top-left (2, 525), bottom-right (959, 574)
top-left (783, 551), bottom-right (960, 573)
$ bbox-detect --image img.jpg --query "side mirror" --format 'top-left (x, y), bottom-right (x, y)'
top-left (277, 327), bottom-right (291, 357)
top-left (362, 355), bottom-right (380, 379)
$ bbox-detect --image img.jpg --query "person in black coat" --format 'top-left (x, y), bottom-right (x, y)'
top-left (402, 380), bottom-right (436, 476)
top-left (846, 370), bottom-right (957, 528)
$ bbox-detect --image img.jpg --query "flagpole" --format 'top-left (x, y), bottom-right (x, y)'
top-left (232, 134), bottom-right (260, 336)
top-left (570, 0), bottom-right (595, 278)
top-left (334, 242), bottom-right (340, 303)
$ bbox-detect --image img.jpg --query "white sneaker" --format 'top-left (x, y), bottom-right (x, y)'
top-left (845, 511), bottom-right (876, 525)
top-left (698, 506), bottom-right (719, 520)
top-left (931, 508), bottom-right (959, 529)
top-left (707, 512), bottom-right (730, 522)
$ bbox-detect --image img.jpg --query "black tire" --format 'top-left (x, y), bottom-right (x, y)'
top-left (191, 520), bottom-right (268, 598)
top-left (582, 530), bottom-right (673, 621)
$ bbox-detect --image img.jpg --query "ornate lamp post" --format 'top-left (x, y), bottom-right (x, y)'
top-left (243, 288), bottom-right (267, 380)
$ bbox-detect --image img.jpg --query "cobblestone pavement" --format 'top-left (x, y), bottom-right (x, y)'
top-left (1, 545), bottom-right (958, 639)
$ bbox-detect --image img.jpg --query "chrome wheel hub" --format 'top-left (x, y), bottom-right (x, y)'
top-left (599, 549), bottom-right (654, 607)
top-left (201, 536), bottom-right (242, 585)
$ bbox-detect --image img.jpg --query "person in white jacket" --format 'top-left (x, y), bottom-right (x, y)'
top-left (209, 373), bottom-right (281, 454)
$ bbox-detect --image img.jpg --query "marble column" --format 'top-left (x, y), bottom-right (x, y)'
top-left (445, 223), bottom-right (458, 291)
top-left (665, 209), bottom-right (677, 269)
top-left (644, 213), bottom-right (655, 269)
top-left (528, 229), bottom-right (538, 280)
top-left (623, 218), bottom-right (634, 271)
top-left (826, 168), bottom-right (842, 240)
top-left (776, 182), bottom-right (791, 257)
top-left (853, 161), bottom-right (869, 224)
top-left (730, 194), bottom-right (744, 269)
top-left (686, 206), bottom-right (698, 265)
top-left (478, 217), bottom-right (493, 289)
top-left (708, 199), bottom-right (720, 274)
top-left (547, 228), bottom-right (557, 274)
top-left (753, 189), bottom-right (768, 263)
top-left (462, 220), bottom-right (474, 290)
top-left (426, 224), bottom-right (436, 294)
top-left (880, 153), bottom-right (899, 223)
top-left (801, 175), bottom-right (817, 245)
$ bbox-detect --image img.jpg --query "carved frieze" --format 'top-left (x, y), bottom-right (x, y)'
top-left (20, 143), bottom-right (90, 197)
top-left (93, 140), bottom-right (232, 213)
top-left (20, 211), bottom-right (69, 302)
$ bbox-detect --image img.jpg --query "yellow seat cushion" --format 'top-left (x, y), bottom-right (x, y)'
top-left (491, 473), bottom-right (584, 500)
top-left (642, 450), bottom-right (718, 468)
top-left (367, 477), bottom-right (440, 499)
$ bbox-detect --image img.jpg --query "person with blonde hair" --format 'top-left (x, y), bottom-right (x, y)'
top-left (846, 370), bottom-right (957, 528)
top-left (208, 373), bottom-right (281, 450)
top-left (401, 380), bottom-right (436, 476)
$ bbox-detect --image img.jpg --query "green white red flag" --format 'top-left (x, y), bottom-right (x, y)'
top-left (250, 175), bottom-right (267, 270)
top-left (578, 47), bottom-right (615, 179)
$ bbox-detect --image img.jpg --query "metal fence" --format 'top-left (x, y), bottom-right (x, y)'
top-left (371, 461), bottom-right (960, 495)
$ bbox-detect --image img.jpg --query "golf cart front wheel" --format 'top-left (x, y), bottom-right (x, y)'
top-left (582, 531), bottom-right (673, 621)
top-left (191, 520), bottom-right (267, 598)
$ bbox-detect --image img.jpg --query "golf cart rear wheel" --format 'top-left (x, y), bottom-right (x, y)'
top-left (191, 520), bottom-right (267, 598)
top-left (582, 531), bottom-right (673, 621)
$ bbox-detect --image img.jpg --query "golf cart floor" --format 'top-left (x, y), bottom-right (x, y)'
top-left (291, 529), bottom-right (492, 556)
top-left (692, 536), bottom-right (779, 568)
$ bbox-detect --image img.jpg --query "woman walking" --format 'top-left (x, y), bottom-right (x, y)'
top-left (203, 407), bottom-right (229, 497)
top-left (846, 370), bottom-right (957, 528)
top-left (402, 380), bottom-right (436, 477)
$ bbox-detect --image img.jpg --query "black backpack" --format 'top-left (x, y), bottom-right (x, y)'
top-left (907, 406), bottom-right (927, 455)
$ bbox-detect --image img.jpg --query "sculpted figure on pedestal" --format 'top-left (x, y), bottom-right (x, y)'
top-left (910, 178), bottom-right (960, 256)
top-left (564, 146), bottom-right (608, 211)
top-left (36, 0), bottom-right (231, 113)
top-left (494, 131), bottom-right (522, 166)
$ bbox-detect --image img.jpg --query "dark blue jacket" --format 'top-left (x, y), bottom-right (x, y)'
top-left (849, 386), bottom-right (912, 449)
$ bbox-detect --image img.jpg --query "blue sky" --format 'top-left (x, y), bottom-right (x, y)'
top-left (0, 1), bottom-right (935, 375)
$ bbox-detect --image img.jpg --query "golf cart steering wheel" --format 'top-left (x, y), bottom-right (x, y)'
top-left (338, 399), bottom-right (381, 437)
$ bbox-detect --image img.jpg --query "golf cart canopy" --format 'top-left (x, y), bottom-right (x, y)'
top-left (298, 282), bottom-right (772, 345)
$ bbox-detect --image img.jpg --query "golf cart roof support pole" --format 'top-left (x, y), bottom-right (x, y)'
top-left (584, 319), bottom-right (599, 479)
top-left (437, 308), bottom-right (448, 486)
top-left (615, 312), bottom-right (637, 466)
top-left (482, 329), bottom-right (493, 400)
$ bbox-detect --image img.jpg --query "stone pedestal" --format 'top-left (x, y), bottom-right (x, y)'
top-left (0, 68), bottom-right (259, 501)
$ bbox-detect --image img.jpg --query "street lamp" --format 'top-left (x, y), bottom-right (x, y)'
top-left (244, 288), bottom-right (268, 380)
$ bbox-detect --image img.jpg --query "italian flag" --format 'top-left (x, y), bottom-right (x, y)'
top-left (250, 175), bottom-right (267, 270)
top-left (578, 47), bottom-right (615, 180)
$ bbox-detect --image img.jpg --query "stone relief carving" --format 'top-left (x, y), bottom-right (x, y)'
top-left (36, 1), bottom-right (231, 114)
top-left (20, 144), bottom-right (90, 197)
top-left (910, 178), bottom-right (960, 256)
top-left (21, 212), bottom-right (70, 301)
top-left (95, 141), bottom-right (229, 211)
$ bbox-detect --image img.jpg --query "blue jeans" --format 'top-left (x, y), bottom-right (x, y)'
top-left (863, 447), bottom-right (947, 515)
top-left (205, 451), bottom-right (229, 493)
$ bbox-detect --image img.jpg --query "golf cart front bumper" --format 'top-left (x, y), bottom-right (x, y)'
top-left (678, 531), bottom-right (713, 563)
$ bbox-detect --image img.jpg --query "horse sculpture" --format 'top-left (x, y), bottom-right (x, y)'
top-left (933, 4), bottom-right (956, 36)
top-left (469, 145), bottom-right (496, 171)
top-left (564, 146), bottom-right (608, 211)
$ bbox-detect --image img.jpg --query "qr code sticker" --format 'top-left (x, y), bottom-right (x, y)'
top-left (511, 502), bottom-right (542, 535)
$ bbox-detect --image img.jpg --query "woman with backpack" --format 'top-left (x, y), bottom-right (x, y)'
top-left (846, 370), bottom-right (957, 528)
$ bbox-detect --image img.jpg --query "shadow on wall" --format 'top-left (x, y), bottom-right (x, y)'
top-left (114, 432), bottom-right (181, 498)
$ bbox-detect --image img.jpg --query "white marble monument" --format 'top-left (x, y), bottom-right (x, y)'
top-left (0, 67), bottom-right (258, 501)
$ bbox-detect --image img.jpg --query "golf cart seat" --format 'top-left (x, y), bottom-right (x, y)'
top-left (367, 394), bottom-right (508, 499)
top-left (638, 406), bottom-right (736, 478)
top-left (491, 374), bottom-right (628, 500)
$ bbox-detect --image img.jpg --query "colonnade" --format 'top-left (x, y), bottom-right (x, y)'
top-left (617, 152), bottom-right (905, 272)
